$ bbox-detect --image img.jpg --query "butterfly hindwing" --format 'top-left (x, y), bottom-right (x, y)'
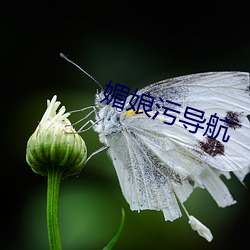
top-left (107, 122), bottom-right (182, 221)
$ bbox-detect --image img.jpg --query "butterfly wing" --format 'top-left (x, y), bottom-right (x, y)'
top-left (107, 113), bottom-right (236, 221)
top-left (125, 72), bottom-right (250, 173)
top-left (106, 120), bottom-right (182, 221)
top-left (105, 72), bottom-right (249, 221)
top-left (137, 72), bottom-right (249, 108)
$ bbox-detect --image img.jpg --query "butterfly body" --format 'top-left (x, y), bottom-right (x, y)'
top-left (94, 96), bottom-right (124, 144)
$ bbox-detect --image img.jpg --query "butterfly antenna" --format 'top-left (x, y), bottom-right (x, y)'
top-left (60, 53), bottom-right (103, 91)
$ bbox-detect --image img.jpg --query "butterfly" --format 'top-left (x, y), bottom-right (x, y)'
top-left (90, 72), bottom-right (250, 241)
top-left (61, 55), bottom-right (250, 241)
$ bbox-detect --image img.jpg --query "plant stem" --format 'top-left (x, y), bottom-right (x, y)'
top-left (47, 165), bottom-right (63, 250)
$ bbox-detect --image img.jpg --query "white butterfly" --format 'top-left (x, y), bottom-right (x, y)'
top-left (91, 72), bottom-right (250, 242)
top-left (61, 54), bottom-right (250, 242)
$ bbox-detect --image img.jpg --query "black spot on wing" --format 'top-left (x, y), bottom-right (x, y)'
top-left (226, 111), bottom-right (243, 129)
top-left (186, 177), bottom-right (195, 186)
top-left (199, 138), bottom-right (225, 157)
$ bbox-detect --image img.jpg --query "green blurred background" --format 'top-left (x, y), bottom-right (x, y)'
top-left (2, 1), bottom-right (250, 250)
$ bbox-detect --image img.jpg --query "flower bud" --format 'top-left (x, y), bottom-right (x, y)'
top-left (26, 95), bottom-right (87, 178)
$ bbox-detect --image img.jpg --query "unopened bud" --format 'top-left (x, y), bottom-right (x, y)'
top-left (26, 95), bottom-right (87, 178)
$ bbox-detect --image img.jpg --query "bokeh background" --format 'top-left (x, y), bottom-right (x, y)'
top-left (2, 1), bottom-right (250, 250)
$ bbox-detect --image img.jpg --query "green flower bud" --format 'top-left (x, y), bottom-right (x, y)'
top-left (26, 95), bottom-right (87, 178)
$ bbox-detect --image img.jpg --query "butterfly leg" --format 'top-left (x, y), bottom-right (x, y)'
top-left (85, 145), bottom-right (108, 165)
top-left (77, 145), bottom-right (108, 176)
top-left (70, 106), bottom-right (97, 126)
top-left (68, 106), bottom-right (103, 132)
top-left (76, 118), bottom-right (103, 133)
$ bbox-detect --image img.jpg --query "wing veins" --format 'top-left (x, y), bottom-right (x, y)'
top-left (123, 130), bottom-right (152, 209)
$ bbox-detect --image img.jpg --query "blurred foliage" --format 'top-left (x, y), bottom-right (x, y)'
top-left (3, 2), bottom-right (250, 250)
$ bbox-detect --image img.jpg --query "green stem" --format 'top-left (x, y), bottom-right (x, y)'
top-left (47, 165), bottom-right (63, 250)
